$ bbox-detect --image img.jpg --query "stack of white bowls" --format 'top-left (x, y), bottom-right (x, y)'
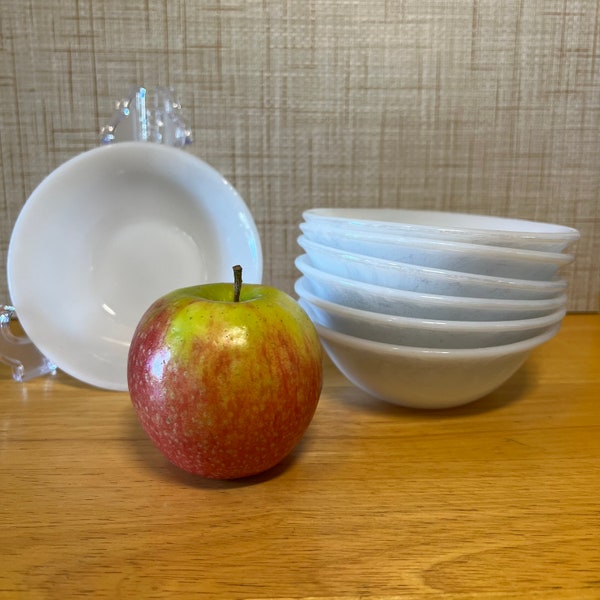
top-left (295, 208), bottom-right (579, 409)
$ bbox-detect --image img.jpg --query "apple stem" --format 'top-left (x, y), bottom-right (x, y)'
top-left (233, 265), bottom-right (243, 302)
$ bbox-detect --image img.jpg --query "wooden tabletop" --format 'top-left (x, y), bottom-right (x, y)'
top-left (1, 313), bottom-right (599, 599)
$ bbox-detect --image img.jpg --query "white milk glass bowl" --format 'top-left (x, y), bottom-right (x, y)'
top-left (297, 235), bottom-right (567, 301)
top-left (295, 255), bottom-right (567, 321)
top-left (7, 142), bottom-right (263, 391)
top-left (302, 208), bottom-right (580, 252)
top-left (316, 322), bottom-right (562, 409)
top-left (295, 277), bottom-right (567, 349)
top-left (299, 223), bottom-right (573, 281)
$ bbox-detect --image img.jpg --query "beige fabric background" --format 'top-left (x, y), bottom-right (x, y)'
top-left (1, 0), bottom-right (598, 311)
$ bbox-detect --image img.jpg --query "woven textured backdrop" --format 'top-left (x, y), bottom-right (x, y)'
top-left (1, 0), bottom-right (598, 310)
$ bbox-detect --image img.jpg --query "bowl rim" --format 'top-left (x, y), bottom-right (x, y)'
top-left (302, 208), bottom-right (580, 242)
top-left (297, 235), bottom-right (569, 291)
top-left (295, 254), bottom-right (568, 311)
top-left (295, 276), bottom-right (567, 332)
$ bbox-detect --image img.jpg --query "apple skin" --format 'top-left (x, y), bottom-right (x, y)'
top-left (127, 282), bottom-right (323, 479)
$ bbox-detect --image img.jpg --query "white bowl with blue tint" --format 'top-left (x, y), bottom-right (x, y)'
top-left (295, 255), bottom-right (567, 322)
top-left (297, 235), bottom-right (567, 301)
top-left (302, 208), bottom-right (580, 252)
top-left (299, 223), bottom-right (573, 282)
top-left (296, 277), bottom-right (566, 349)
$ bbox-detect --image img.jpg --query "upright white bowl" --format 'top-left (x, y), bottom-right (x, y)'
top-left (298, 235), bottom-right (567, 300)
top-left (296, 277), bottom-right (567, 349)
top-left (303, 208), bottom-right (580, 252)
top-left (295, 256), bottom-right (567, 321)
top-left (7, 142), bottom-right (263, 390)
top-left (316, 322), bottom-right (561, 409)
top-left (299, 223), bottom-right (573, 281)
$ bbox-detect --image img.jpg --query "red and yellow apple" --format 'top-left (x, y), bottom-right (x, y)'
top-left (127, 266), bottom-right (323, 479)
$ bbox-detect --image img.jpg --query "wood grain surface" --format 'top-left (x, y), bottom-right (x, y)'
top-left (1, 313), bottom-right (599, 598)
